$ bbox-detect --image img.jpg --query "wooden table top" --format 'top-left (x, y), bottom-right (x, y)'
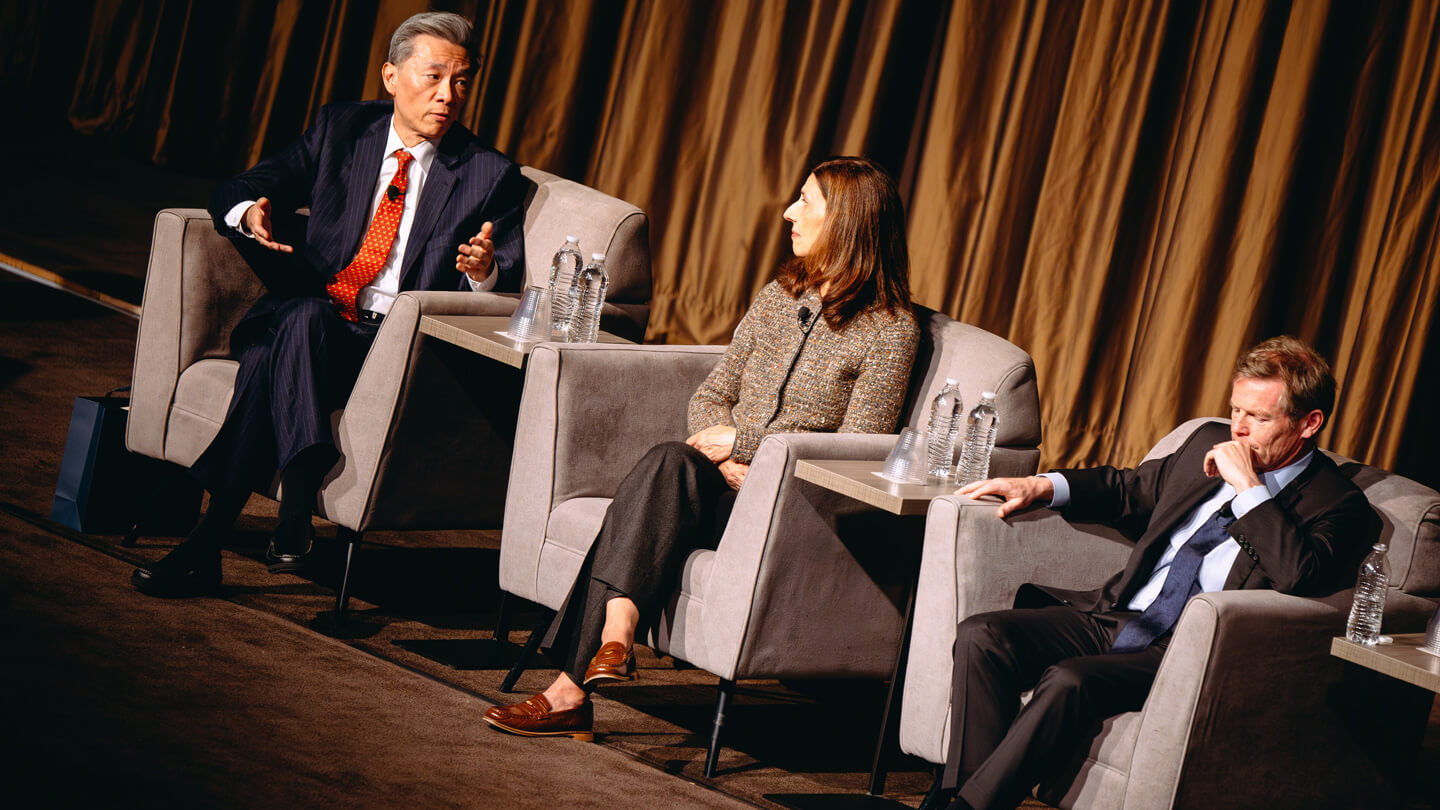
top-left (794, 458), bottom-right (974, 515)
top-left (419, 315), bottom-right (632, 369)
top-left (1330, 633), bottom-right (1440, 694)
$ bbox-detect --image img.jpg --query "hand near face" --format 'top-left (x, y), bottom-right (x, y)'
top-left (1203, 440), bottom-right (1264, 492)
top-left (456, 221), bottom-right (494, 282)
top-left (956, 475), bottom-right (1055, 518)
top-left (718, 458), bottom-right (749, 490)
top-left (686, 425), bottom-right (737, 464)
top-left (243, 198), bottom-right (293, 253)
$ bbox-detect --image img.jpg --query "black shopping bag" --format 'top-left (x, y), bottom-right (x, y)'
top-left (51, 389), bottom-right (201, 536)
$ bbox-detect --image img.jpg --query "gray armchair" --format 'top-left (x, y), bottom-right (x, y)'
top-left (899, 417), bottom-right (1440, 808)
top-left (496, 307), bottom-right (1042, 775)
top-left (126, 166), bottom-right (651, 618)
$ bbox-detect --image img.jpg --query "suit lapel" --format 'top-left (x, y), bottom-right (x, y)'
top-left (338, 116), bottom-right (391, 269)
top-left (1220, 452), bottom-right (1326, 589)
top-left (1115, 475), bottom-right (1225, 605)
top-left (399, 136), bottom-right (461, 289)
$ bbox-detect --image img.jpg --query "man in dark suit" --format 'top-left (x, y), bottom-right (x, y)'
top-left (925, 336), bottom-right (1379, 810)
top-left (133, 11), bottom-right (525, 597)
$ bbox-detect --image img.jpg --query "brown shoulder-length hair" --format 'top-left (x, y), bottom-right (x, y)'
top-left (776, 156), bottom-right (911, 330)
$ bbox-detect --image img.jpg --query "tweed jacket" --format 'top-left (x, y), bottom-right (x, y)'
top-left (688, 281), bottom-right (920, 464)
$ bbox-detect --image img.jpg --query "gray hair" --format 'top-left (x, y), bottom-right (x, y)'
top-left (387, 12), bottom-right (477, 68)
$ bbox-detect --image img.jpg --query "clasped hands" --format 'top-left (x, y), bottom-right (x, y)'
top-left (956, 440), bottom-right (1262, 518)
top-left (242, 197), bottom-right (497, 282)
top-left (686, 424), bottom-right (749, 490)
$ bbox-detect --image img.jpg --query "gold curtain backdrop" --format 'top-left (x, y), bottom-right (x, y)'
top-left (4, 0), bottom-right (1436, 482)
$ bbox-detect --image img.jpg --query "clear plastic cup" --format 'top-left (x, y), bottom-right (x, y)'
top-left (507, 286), bottom-right (550, 342)
top-left (879, 428), bottom-right (927, 483)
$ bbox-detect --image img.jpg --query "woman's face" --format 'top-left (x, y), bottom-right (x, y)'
top-left (783, 174), bottom-right (827, 257)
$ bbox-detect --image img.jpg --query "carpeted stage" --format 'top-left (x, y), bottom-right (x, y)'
top-left (0, 277), bottom-right (952, 808)
top-left (0, 134), bottom-right (1436, 807)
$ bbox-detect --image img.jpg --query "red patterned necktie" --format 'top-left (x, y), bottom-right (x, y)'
top-left (327, 149), bottom-right (414, 322)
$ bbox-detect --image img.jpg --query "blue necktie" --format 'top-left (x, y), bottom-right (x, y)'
top-left (1111, 501), bottom-right (1235, 653)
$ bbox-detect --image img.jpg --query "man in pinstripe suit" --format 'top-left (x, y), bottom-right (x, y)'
top-left (132, 11), bottom-right (525, 597)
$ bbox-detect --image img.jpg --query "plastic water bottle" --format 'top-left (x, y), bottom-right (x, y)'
top-left (956, 391), bottom-right (999, 485)
top-left (1345, 543), bottom-right (1391, 645)
top-left (547, 235), bottom-right (582, 339)
top-left (567, 252), bottom-right (609, 343)
top-left (925, 379), bottom-right (964, 481)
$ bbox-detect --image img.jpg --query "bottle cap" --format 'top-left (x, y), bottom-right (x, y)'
top-left (945, 377), bottom-right (959, 385)
top-left (591, 252), bottom-right (606, 261)
top-left (566, 234), bottom-right (579, 243)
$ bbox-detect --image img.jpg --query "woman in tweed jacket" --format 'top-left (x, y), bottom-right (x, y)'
top-left (486, 157), bottom-right (920, 740)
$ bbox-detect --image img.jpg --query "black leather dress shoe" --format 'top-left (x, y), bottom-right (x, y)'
top-left (264, 530), bottom-right (314, 574)
top-left (132, 543), bottom-right (221, 598)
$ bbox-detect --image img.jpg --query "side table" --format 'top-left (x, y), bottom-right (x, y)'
top-left (766, 460), bottom-right (978, 809)
top-left (419, 314), bottom-right (632, 369)
top-left (1331, 634), bottom-right (1440, 694)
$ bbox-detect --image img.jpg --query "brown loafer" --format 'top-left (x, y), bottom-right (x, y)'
top-left (483, 694), bottom-right (594, 741)
top-left (583, 641), bottom-right (637, 686)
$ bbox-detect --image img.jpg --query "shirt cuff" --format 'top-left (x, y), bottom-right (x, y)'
top-left (465, 266), bottom-right (498, 292)
top-left (1039, 472), bottom-right (1070, 508)
top-left (1229, 484), bottom-right (1271, 518)
top-left (225, 201), bottom-right (257, 237)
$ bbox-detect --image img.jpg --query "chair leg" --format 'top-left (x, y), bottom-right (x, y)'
top-left (500, 608), bottom-right (552, 693)
top-left (495, 591), bottom-right (515, 644)
top-left (704, 678), bottom-right (736, 778)
top-left (334, 528), bottom-right (362, 621)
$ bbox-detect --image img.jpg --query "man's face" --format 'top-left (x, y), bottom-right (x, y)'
top-left (1229, 376), bottom-right (1322, 473)
top-left (382, 34), bottom-right (472, 146)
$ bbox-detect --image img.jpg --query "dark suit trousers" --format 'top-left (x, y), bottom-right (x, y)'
top-left (541, 442), bottom-right (735, 686)
top-left (942, 606), bottom-right (1167, 810)
top-left (190, 296), bottom-right (375, 497)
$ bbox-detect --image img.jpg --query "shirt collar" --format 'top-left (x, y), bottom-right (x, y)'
top-left (384, 120), bottom-right (439, 174)
top-left (1262, 449), bottom-right (1314, 496)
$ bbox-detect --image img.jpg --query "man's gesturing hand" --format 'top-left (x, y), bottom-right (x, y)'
top-left (456, 221), bottom-right (495, 282)
top-left (243, 198), bottom-right (294, 253)
top-left (1203, 441), bottom-right (1263, 492)
top-left (956, 475), bottom-right (1055, 518)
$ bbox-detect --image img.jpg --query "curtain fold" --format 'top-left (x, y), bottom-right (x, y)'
top-left (5, 0), bottom-right (1436, 483)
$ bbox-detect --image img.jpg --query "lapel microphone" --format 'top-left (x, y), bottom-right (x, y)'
top-left (798, 306), bottom-right (811, 326)
top-left (386, 185), bottom-right (401, 202)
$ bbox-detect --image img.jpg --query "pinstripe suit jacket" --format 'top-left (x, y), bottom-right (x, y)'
top-left (208, 100), bottom-right (525, 333)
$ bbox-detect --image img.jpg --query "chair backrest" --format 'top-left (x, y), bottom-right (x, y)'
top-left (899, 305), bottom-right (1041, 454)
top-left (1145, 417), bottom-right (1440, 596)
top-left (517, 166), bottom-right (651, 309)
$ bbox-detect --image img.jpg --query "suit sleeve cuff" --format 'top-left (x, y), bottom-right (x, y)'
top-left (1039, 472), bottom-right (1070, 508)
top-left (1230, 484), bottom-right (1271, 518)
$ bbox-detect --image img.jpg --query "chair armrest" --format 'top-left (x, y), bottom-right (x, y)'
top-left (899, 502), bottom-right (1133, 763)
top-left (690, 432), bottom-right (928, 680)
top-left (499, 343), bottom-right (724, 576)
top-left (128, 208), bottom-right (265, 459)
top-left (1118, 588), bottom-right (1437, 809)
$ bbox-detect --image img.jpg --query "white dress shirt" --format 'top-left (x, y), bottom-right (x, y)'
top-left (224, 117), bottom-right (494, 315)
top-left (1041, 450), bottom-right (1315, 610)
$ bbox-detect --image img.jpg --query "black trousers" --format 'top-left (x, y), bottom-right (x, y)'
top-left (190, 296), bottom-right (376, 497)
top-left (942, 605), bottom-right (1167, 810)
top-left (540, 441), bottom-right (736, 686)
